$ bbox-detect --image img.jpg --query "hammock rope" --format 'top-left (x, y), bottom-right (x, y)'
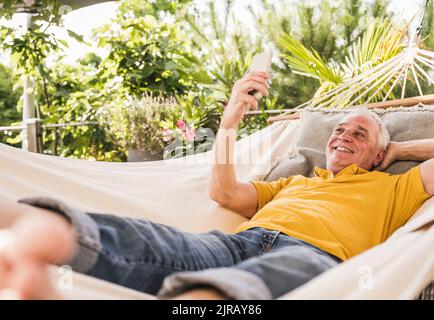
top-left (271, 0), bottom-right (434, 120)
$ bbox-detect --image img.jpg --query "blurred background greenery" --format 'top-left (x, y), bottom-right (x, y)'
top-left (0, 0), bottom-right (433, 161)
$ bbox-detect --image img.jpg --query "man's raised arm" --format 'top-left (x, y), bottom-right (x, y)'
top-left (209, 72), bottom-right (270, 218)
top-left (379, 139), bottom-right (434, 195)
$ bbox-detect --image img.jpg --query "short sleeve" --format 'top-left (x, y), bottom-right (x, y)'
top-left (250, 177), bottom-right (293, 210)
top-left (391, 165), bottom-right (432, 226)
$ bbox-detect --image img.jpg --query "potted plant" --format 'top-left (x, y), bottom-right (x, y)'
top-left (160, 92), bottom-right (217, 159)
top-left (100, 94), bottom-right (178, 161)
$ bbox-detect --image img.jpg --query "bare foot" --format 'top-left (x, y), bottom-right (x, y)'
top-left (0, 209), bottom-right (75, 299)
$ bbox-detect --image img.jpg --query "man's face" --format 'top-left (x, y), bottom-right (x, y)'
top-left (326, 114), bottom-right (385, 174)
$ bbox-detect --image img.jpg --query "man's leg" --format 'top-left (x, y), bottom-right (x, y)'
top-left (0, 199), bottom-right (75, 299)
top-left (0, 199), bottom-right (40, 228)
top-left (2, 197), bottom-right (265, 298)
top-left (159, 232), bottom-right (341, 299)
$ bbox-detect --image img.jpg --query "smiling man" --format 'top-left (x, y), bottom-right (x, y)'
top-left (326, 110), bottom-right (390, 174)
top-left (0, 72), bottom-right (433, 300)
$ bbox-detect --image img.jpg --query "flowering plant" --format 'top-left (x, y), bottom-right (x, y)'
top-left (160, 92), bottom-right (216, 159)
top-left (100, 94), bottom-right (177, 157)
top-left (162, 119), bottom-right (197, 143)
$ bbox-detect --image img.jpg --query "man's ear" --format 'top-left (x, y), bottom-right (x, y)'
top-left (373, 149), bottom-right (386, 167)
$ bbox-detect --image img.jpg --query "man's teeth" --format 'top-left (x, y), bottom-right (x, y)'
top-left (334, 146), bottom-right (353, 153)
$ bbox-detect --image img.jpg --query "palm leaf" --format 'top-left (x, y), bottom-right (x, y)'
top-left (278, 33), bottom-right (343, 84)
top-left (278, 16), bottom-right (416, 110)
top-left (342, 18), bottom-right (407, 79)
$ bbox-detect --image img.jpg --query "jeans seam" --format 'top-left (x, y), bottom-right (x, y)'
top-left (97, 248), bottom-right (205, 272)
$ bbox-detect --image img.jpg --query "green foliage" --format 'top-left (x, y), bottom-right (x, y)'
top-left (0, 63), bottom-right (21, 126)
top-left (250, 0), bottom-right (391, 107)
top-left (421, 1), bottom-right (434, 48)
top-left (101, 94), bottom-right (178, 155)
top-left (0, 0), bottom-right (64, 21)
top-left (2, 0), bottom-right (429, 162)
top-left (38, 59), bottom-right (124, 160)
top-left (184, 0), bottom-right (263, 102)
top-left (278, 34), bottom-right (343, 84)
top-left (0, 63), bottom-right (22, 145)
top-left (95, 0), bottom-right (212, 97)
top-left (78, 52), bottom-right (102, 67)
top-left (0, 1), bottom-right (124, 160)
top-left (0, 0), bottom-right (85, 118)
top-left (278, 17), bottom-right (413, 106)
top-left (417, 1), bottom-right (434, 95)
top-left (182, 0), bottom-right (391, 117)
top-left (209, 53), bottom-right (255, 104)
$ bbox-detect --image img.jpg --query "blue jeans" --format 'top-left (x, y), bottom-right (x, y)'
top-left (19, 197), bottom-right (342, 299)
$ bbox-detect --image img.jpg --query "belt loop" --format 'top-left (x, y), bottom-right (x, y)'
top-left (260, 230), bottom-right (280, 254)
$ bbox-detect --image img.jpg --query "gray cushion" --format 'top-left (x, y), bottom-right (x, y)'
top-left (265, 104), bottom-right (434, 181)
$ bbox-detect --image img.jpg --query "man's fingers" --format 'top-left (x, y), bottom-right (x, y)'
top-left (240, 73), bottom-right (269, 86)
top-left (245, 72), bottom-right (269, 80)
top-left (376, 161), bottom-right (388, 171)
top-left (243, 74), bottom-right (269, 84)
top-left (242, 95), bottom-right (259, 111)
top-left (239, 81), bottom-right (269, 97)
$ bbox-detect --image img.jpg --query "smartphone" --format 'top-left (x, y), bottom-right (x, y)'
top-left (248, 51), bottom-right (273, 100)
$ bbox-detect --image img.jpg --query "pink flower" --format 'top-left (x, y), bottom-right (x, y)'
top-left (185, 127), bottom-right (196, 142)
top-left (176, 120), bottom-right (186, 130)
top-left (162, 127), bottom-right (172, 142)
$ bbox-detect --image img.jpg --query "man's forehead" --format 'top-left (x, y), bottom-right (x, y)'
top-left (336, 122), bottom-right (369, 132)
top-left (337, 114), bottom-right (376, 129)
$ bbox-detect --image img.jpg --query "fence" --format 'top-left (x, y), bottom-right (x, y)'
top-left (0, 110), bottom-right (286, 155)
top-left (0, 119), bottom-right (101, 154)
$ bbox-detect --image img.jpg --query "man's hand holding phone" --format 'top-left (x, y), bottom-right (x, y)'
top-left (220, 71), bottom-right (270, 129)
top-left (220, 52), bottom-right (272, 129)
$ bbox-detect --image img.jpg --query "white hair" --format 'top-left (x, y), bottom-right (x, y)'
top-left (343, 107), bottom-right (390, 150)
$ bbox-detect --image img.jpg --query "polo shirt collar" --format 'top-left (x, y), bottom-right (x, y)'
top-left (314, 164), bottom-right (369, 179)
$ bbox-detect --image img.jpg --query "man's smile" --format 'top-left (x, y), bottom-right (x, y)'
top-left (331, 145), bottom-right (354, 153)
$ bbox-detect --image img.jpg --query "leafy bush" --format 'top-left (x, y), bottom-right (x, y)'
top-left (0, 63), bottom-right (22, 146)
top-left (100, 94), bottom-right (178, 156)
top-left (0, 64), bottom-right (21, 126)
top-left (95, 0), bottom-right (212, 98)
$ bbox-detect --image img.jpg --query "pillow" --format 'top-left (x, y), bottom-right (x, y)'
top-left (265, 104), bottom-right (434, 181)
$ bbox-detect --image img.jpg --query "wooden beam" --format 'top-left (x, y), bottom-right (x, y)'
top-left (1, 0), bottom-right (116, 11)
top-left (267, 94), bottom-right (434, 124)
top-left (25, 118), bottom-right (43, 154)
top-left (59, 0), bottom-right (116, 9)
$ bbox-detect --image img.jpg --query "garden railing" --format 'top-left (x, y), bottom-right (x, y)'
top-left (0, 119), bottom-right (102, 154)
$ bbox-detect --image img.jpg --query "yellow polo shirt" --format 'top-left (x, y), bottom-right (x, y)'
top-left (235, 164), bottom-right (431, 261)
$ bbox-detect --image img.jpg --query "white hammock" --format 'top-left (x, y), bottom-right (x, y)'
top-left (1, 2), bottom-right (433, 300)
top-left (1, 117), bottom-right (433, 300)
